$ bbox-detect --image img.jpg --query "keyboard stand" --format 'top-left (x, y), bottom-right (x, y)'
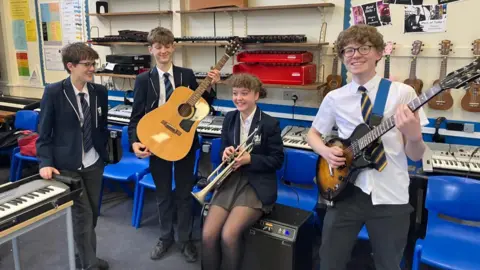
top-left (0, 201), bottom-right (75, 270)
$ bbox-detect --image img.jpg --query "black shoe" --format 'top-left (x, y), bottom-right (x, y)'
top-left (97, 258), bottom-right (109, 270)
top-left (150, 239), bottom-right (173, 260)
top-left (181, 241), bottom-right (198, 263)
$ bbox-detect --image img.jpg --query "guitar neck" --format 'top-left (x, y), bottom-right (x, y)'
top-left (384, 56), bottom-right (390, 79)
top-left (440, 57), bottom-right (448, 80)
top-left (408, 57), bottom-right (417, 79)
top-left (357, 84), bottom-right (443, 151)
top-left (187, 54), bottom-right (230, 106)
top-left (332, 56), bottom-right (339, 76)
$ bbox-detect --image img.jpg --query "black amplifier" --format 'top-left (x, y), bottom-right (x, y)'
top-left (106, 54), bottom-right (151, 64)
top-left (202, 203), bottom-right (314, 270)
top-left (111, 63), bottom-right (150, 75)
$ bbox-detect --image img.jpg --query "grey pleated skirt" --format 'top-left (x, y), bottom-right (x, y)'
top-left (210, 171), bottom-right (273, 214)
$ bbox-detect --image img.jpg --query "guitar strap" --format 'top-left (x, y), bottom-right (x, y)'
top-left (369, 78), bottom-right (392, 128)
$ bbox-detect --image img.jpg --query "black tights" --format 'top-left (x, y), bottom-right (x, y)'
top-left (202, 205), bottom-right (263, 270)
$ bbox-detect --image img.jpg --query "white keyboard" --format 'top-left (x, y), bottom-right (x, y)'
top-left (422, 142), bottom-right (480, 175)
top-left (197, 116), bottom-right (224, 136)
top-left (281, 126), bottom-right (311, 150)
top-left (108, 104), bottom-right (132, 125)
top-left (0, 180), bottom-right (69, 219)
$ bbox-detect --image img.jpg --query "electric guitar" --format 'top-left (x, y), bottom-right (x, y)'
top-left (136, 39), bottom-right (241, 161)
top-left (324, 44), bottom-right (342, 97)
top-left (316, 58), bottom-right (480, 202)
top-left (383, 41), bottom-right (395, 80)
top-left (461, 39), bottom-right (480, 112)
top-left (404, 40), bottom-right (424, 95)
top-left (427, 40), bottom-right (454, 110)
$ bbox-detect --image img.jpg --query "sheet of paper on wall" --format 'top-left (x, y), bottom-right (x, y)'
top-left (352, 1), bottom-right (392, 27)
top-left (382, 0), bottom-right (423, 4)
top-left (12, 20), bottom-right (27, 51)
top-left (25, 19), bottom-right (37, 42)
top-left (9, 0), bottom-right (30, 20)
top-left (61, 0), bottom-right (84, 44)
top-left (404, 4), bottom-right (447, 33)
top-left (16, 52), bottom-right (30, 77)
top-left (44, 46), bottom-right (64, 71)
top-left (40, 3), bottom-right (62, 46)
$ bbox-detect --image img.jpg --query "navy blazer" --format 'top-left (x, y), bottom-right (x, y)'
top-left (36, 77), bottom-right (109, 170)
top-left (220, 108), bottom-right (284, 205)
top-left (128, 65), bottom-right (214, 150)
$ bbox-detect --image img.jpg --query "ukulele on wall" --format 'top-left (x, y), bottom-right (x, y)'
top-left (461, 39), bottom-right (480, 112)
top-left (427, 40), bottom-right (454, 110)
top-left (324, 44), bottom-right (342, 97)
top-left (404, 40), bottom-right (424, 95)
top-left (383, 41), bottom-right (395, 80)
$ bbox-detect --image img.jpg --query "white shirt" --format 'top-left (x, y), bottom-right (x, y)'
top-left (72, 83), bottom-right (99, 169)
top-left (240, 107), bottom-right (257, 145)
top-left (156, 65), bottom-right (175, 106)
top-left (312, 74), bottom-right (429, 205)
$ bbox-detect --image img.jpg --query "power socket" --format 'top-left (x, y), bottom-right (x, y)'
top-left (464, 123), bottom-right (475, 133)
top-left (283, 90), bottom-right (298, 101)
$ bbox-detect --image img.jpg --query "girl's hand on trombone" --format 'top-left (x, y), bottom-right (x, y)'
top-left (222, 146), bottom-right (235, 162)
top-left (232, 146), bottom-right (251, 171)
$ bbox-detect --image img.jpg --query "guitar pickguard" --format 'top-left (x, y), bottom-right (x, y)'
top-left (178, 100), bottom-right (210, 133)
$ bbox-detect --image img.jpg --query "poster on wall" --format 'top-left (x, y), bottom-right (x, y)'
top-left (352, 1), bottom-right (392, 27)
top-left (404, 4), bottom-right (447, 33)
top-left (383, 0), bottom-right (423, 4)
top-left (9, 0), bottom-right (30, 20)
top-left (44, 47), bottom-right (64, 71)
top-left (16, 52), bottom-right (30, 77)
top-left (40, 2), bottom-right (62, 46)
top-left (12, 20), bottom-right (28, 50)
top-left (61, 0), bottom-right (84, 44)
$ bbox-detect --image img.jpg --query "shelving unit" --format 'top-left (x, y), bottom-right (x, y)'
top-left (176, 3), bottom-right (334, 14)
top-left (88, 11), bottom-right (172, 17)
top-left (89, 41), bottom-right (329, 48)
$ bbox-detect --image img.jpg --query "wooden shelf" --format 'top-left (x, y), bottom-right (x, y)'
top-left (199, 79), bottom-right (326, 90)
top-left (88, 41), bottom-right (148, 46)
top-left (88, 41), bottom-right (328, 48)
top-left (88, 11), bottom-right (172, 17)
top-left (94, 73), bottom-right (137, 79)
top-left (177, 3), bottom-right (334, 14)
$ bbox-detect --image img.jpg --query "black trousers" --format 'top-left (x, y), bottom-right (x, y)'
top-left (320, 186), bottom-right (413, 270)
top-left (150, 145), bottom-right (197, 243)
top-left (60, 158), bottom-right (105, 270)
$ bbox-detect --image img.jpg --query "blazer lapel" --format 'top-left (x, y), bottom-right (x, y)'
top-left (149, 68), bottom-right (159, 108)
top-left (172, 65), bottom-right (182, 88)
top-left (233, 111), bottom-right (241, 147)
top-left (248, 107), bottom-right (261, 137)
top-left (64, 78), bottom-right (81, 122)
top-left (88, 83), bottom-right (97, 126)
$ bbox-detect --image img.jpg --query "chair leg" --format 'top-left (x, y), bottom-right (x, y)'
top-left (9, 156), bottom-right (18, 182)
top-left (134, 186), bottom-right (145, 229)
top-left (131, 179), bottom-right (140, 227)
top-left (15, 159), bottom-right (23, 181)
top-left (412, 239), bottom-right (423, 270)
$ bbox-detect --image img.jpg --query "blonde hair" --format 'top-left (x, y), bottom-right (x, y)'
top-left (147, 27), bottom-right (174, 46)
top-left (226, 73), bottom-right (267, 98)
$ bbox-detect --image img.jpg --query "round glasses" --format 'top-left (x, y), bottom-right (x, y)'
top-left (77, 61), bottom-right (98, 68)
top-left (341, 45), bottom-right (373, 57)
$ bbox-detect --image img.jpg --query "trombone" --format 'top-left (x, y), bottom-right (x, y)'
top-left (192, 128), bottom-right (259, 205)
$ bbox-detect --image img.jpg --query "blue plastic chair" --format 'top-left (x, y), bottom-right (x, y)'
top-left (9, 110), bottom-right (40, 181)
top-left (133, 136), bottom-right (202, 228)
top-left (276, 148), bottom-right (318, 211)
top-left (413, 175), bottom-right (480, 270)
top-left (99, 126), bottom-right (149, 213)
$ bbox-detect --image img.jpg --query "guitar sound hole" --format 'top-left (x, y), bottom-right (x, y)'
top-left (178, 103), bottom-right (193, 117)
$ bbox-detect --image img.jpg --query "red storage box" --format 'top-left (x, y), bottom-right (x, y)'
top-left (233, 63), bottom-right (317, 85)
top-left (236, 51), bottom-right (314, 64)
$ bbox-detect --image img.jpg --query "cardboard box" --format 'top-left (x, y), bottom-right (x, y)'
top-left (189, 0), bottom-right (248, 10)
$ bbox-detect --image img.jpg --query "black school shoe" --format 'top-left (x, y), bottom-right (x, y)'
top-left (150, 239), bottom-right (174, 260)
top-left (180, 241), bottom-right (198, 263)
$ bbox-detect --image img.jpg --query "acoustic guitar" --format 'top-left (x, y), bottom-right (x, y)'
top-left (461, 39), bottom-right (480, 112)
top-left (404, 40), bottom-right (424, 95)
top-left (136, 39), bottom-right (241, 161)
top-left (427, 40), bottom-right (454, 110)
top-left (323, 44), bottom-right (342, 97)
top-left (315, 58), bottom-right (480, 202)
top-left (383, 41), bottom-right (395, 80)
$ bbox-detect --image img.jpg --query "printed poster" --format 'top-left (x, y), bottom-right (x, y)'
top-left (41, 2), bottom-right (62, 45)
top-left (16, 52), bottom-right (30, 77)
top-left (44, 47), bottom-right (64, 71)
top-left (61, 0), bottom-right (84, 44)
top-left (25, 19), bottom-right (37, 42)
top-left (404, 4), bottom-right (447, 33)
top-left (383, 0), bottom-right (423, 4)
top-left (352, 1), bottom-right (392, 27)
top-left (12, 20), bottom-right (27, 50)
top-left (9, 0), bottom-right (30, 20)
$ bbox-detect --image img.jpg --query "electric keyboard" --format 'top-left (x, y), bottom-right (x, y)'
top-left (107, 104), bottom-right (132, 125)
top-left (0, 174), bottom-right (81, 232)
top-left (422, 142), bottom-right (480, 179)
top-left (281, 125), bottom-right (311, 150)
top-left (0, 94), bottom-right (40, 112)
top-left (197, 115), bottom-right (224, 137)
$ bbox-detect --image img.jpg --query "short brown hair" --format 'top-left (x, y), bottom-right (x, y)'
top-left (226, 73), bottom-right (267, 99)
top-left (61, 42), bottom-right (99, 74)
top-left (147, 27), bottom-right (175, 46)
top-left (335, 25), bottom-right (385, 59)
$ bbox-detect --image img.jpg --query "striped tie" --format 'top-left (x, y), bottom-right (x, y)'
top-left (358, 86), bottom-right (387, 172)
top-left (164, 73), bottom-right (173, 100)
top-left (78, 93), bottom-right (93, 153)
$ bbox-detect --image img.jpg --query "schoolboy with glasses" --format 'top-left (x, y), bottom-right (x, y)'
top-left (307, 25), bottom-right (429, 270)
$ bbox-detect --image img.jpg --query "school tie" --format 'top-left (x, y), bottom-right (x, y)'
top-left (358, 86), bottom-right (387, 172)
top-left (78, 93), bottom-right (93, 153)
top-left (164, 73), bottom-right (173, 100)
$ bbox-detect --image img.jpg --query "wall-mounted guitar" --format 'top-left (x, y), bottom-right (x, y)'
top-left (404, 40), bottom-right (424, 95)
top-left (316, 58), bottom-right (480, 202)
top-left (461, 39), bottom-right (480, 112)
top-left (323, 44), bottom-right (342, 98)
top-left (136, 38), bottom-right (241, 161)
top-left (383, 41), bottom-right (395, 80)
top-left (427, 40), bottom-right (454, 110)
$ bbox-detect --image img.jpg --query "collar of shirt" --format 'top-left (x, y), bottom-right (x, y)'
top-left (240, 106), bottom-right (257, 127)
top-left (72, 82), bottom-right (89, 98)
top-left (156, 65), bottom-right (174, 80)
top-left (349, 74), bottom-right (381, 95)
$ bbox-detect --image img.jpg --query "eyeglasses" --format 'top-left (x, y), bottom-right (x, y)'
top-left (341, 45), bottom-right (373, 57)
top-left (77, 61), bottom-right (98, 68)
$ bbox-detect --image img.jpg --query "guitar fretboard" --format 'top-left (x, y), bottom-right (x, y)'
top-left (384, 56), bottom-right (390, 79)
top-left (409, 57), bottom-right (417, 80)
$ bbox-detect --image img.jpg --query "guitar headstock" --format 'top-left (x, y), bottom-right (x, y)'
top-left (439, 40), bottom-right (453, 56)
top-left (225, 38), bottom-right (242, 57)
top-left (473, 39), bottom-right (480, 58)
top-left (441, 58), bottom-right (480, 89)
top-left (411, 40), bottom-right (423, 56)
top-left (383, 41), bottom-right (395, 56)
